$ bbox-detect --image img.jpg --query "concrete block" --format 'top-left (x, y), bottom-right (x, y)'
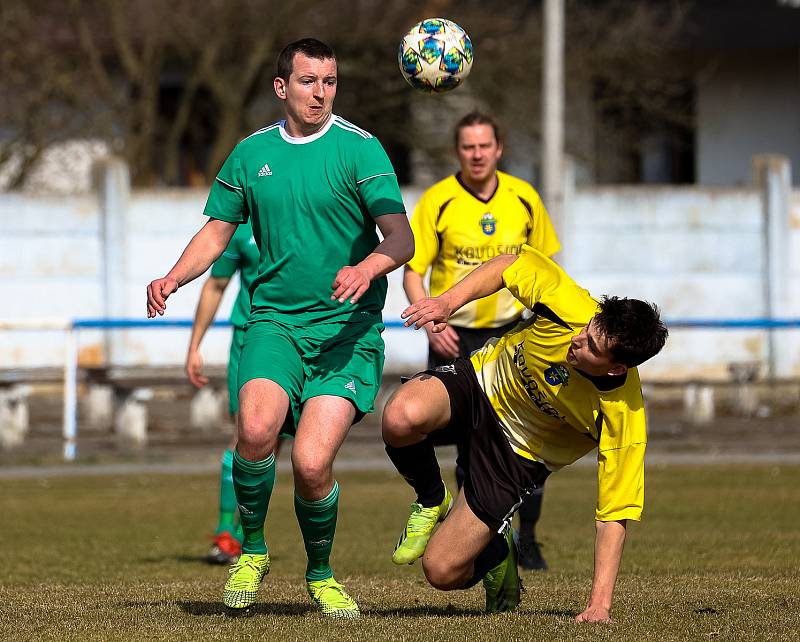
top-left (190, 387), bottom-right (224, 432)
top-left (114, 387), bottom-right (153, 449)
top-left (86, 384), bottom-right (114, 431)
top-left (684, 383), bottom-right (715, 425)
top-left (0, 385), bottom-right (31, 449)
top-left (728, 361), bottom-right (761, 416)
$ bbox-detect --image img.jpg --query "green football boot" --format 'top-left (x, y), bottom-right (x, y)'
top-left (223, 552), bottom-right (270, 609)
top-left (307, 577), bottom-right (360, 619)
top-left (483, 527), bottom-right (521, 614)
top-left (392, 485), bottom-right (453, 565)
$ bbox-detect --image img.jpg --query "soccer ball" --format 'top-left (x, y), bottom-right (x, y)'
top-left (398, 18), bottom-right (473, 93)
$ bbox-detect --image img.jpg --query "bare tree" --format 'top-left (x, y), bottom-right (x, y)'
top-left (566, 0), bottom-right (693, 182)
top-left (0, 2), bottom-right (92, 188)
top-left (1, 0), bottom-right (694, 189)
top-left (165, 1), bottom-right (290, 181)
top-left (68, 0), bottom-right (173, 185)
top-left (404, 0), bottom-right (693, 183)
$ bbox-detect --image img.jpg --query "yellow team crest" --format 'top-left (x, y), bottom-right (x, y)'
top-left (544, 364), bottom-right (570, 387)
top-left (480, 212), bottom-right (496, 235)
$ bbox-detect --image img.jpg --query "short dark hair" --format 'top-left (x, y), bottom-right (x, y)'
top-left (276, 38), bottom-right (336, 80)
top-left (593, 296), bottom-right (668, 367)
top-left (454, 111), bottom-right (502, 148)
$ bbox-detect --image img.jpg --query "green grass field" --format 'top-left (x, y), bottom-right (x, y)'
top-left (2, 463), bottom-right (798, 641)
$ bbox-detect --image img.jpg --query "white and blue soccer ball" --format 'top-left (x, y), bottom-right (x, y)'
top-left (398, 18), bottom-right (473, 93)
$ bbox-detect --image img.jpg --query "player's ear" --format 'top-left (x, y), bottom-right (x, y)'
top-left (274, 78), bottom-right (287, 99)
top-left (607, 364), bottom-right (627, 377)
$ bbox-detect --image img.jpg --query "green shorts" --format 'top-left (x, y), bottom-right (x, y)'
top-left (237, 317), bottom-right (385, 435)
top-left (226, 326), bottom-right (246, 415)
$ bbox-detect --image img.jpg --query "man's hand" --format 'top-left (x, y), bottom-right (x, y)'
top-left (185, 349), bottom-right (209, 388)
top-left (575, 605), bottom-right (612, 623)
top-left (427, 324), bottom-right (460, 359)
top-left (147, 277), bottom-right (179, 317)
top-left (331, 266), bottom-right (371, 304)
top-left (401, 295), bottom-right (452, 332)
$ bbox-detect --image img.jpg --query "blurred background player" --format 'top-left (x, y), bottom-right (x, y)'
top-left (400, 111), bottom-right (560, 570)
top-left (185, 219), bottom-right (257, 565)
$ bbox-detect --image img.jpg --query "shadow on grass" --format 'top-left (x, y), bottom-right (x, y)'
top-left (527, 608), bottom-right (579, 618)
top-left (366, 605), bottom-right (484, 618)
top-left (177, 600), bottom-right (311, 617)
top-left (136, 555), bottom-right (205, 564)
top-left (115, 600), bottom-right (310, 617)
top-left (114, 600), bottom-right (576, 619)
top-left (138, 554), bottom-right (285, 565)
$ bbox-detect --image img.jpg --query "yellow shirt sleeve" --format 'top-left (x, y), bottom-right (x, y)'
top-left (595, 389), bottom-right (647, 522)
top-left (501, 246), bottom-right (579, 311)
top-left (406, 188), bottom-right (440, 276)
top-left (524, 187), bottom-right (561, 258)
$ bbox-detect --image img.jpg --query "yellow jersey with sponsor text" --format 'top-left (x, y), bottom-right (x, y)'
top-left (407, 171), bottom-right (560, 328)
top-left (469, 247), bottom-right (648, 522)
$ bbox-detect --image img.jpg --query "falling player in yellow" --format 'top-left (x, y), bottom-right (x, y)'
top-left (382, 246), bottom-right (668, 622)
top-left (401, 111), bottom-right (560, 570)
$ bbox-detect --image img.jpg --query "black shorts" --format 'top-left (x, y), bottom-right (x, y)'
top-left (424, 358), bottom-right (550, 533)
top-left (427, 320), bottom-right (521, 369)
top-left (427, 320), bottom-right (520, 449)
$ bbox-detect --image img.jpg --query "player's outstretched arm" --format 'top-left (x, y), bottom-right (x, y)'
top-left (575, 519), bottom-right (627, 624)
top-left (401, 253), bottom-right (519, 332)
top-left (331, 213), bottom-right (414, 304)
top-left (185, 276), bottom-right (231, 388)
top-left (146, 219), bottom-right (237, 318)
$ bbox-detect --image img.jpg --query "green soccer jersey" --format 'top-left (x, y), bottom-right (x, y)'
top-left (203, 115), bottom-right (406, 325)
top-left (209, 220), bottom-right (259, 329)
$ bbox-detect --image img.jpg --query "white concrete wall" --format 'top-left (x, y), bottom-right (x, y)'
top-left (563, 180), bottom-right (800, 380)
top-left (0, 192), bottom-right (106, 367)
top-left (697, 51), bottom-right (800, 186)
top-left (1, 172), bottom-right (798, 380)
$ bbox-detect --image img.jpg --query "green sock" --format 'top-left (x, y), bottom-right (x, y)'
top-left (295, 481), bottom-right (339, 582)
top-left (232, 450), bottom-right (275, 555)
top-left (215, 449), bottom-right (238, 536)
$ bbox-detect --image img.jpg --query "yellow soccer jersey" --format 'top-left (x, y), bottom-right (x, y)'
top-left (407, 171), bottom-right (560, 329)
top-left (469, 247), bottom-right (648, 522)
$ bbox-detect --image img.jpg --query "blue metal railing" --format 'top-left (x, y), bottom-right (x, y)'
top-left (661, 319), bottom-right (800, 329)
top-left (73, 319), bottom-right (231, 329)
top-left (69, 318), bottom-right (800, 330)
top-left (11, 316), bottom-right (799, 463)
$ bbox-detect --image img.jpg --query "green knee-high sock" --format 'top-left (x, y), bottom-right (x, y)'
top-left (232, 450), bottom-right (275, 555)
top-left (295, 481), bottom-right (339, 582)
top-left (216, 449), bottom-right (238, 536)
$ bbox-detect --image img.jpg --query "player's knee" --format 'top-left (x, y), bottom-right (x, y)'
top-left (292, 455), bottom-right (330, 490)
top-left (382, 393), bottom-right (429, 443)
top-left (237, 415), bottom-right (278, 459)
top-left (380, 399), bottom-right (404, 443)
top-left (422, 556), bottom-right (462, 590)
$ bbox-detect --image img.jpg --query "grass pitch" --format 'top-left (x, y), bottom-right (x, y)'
top-left (1, 463), bottom-right (798, 641)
